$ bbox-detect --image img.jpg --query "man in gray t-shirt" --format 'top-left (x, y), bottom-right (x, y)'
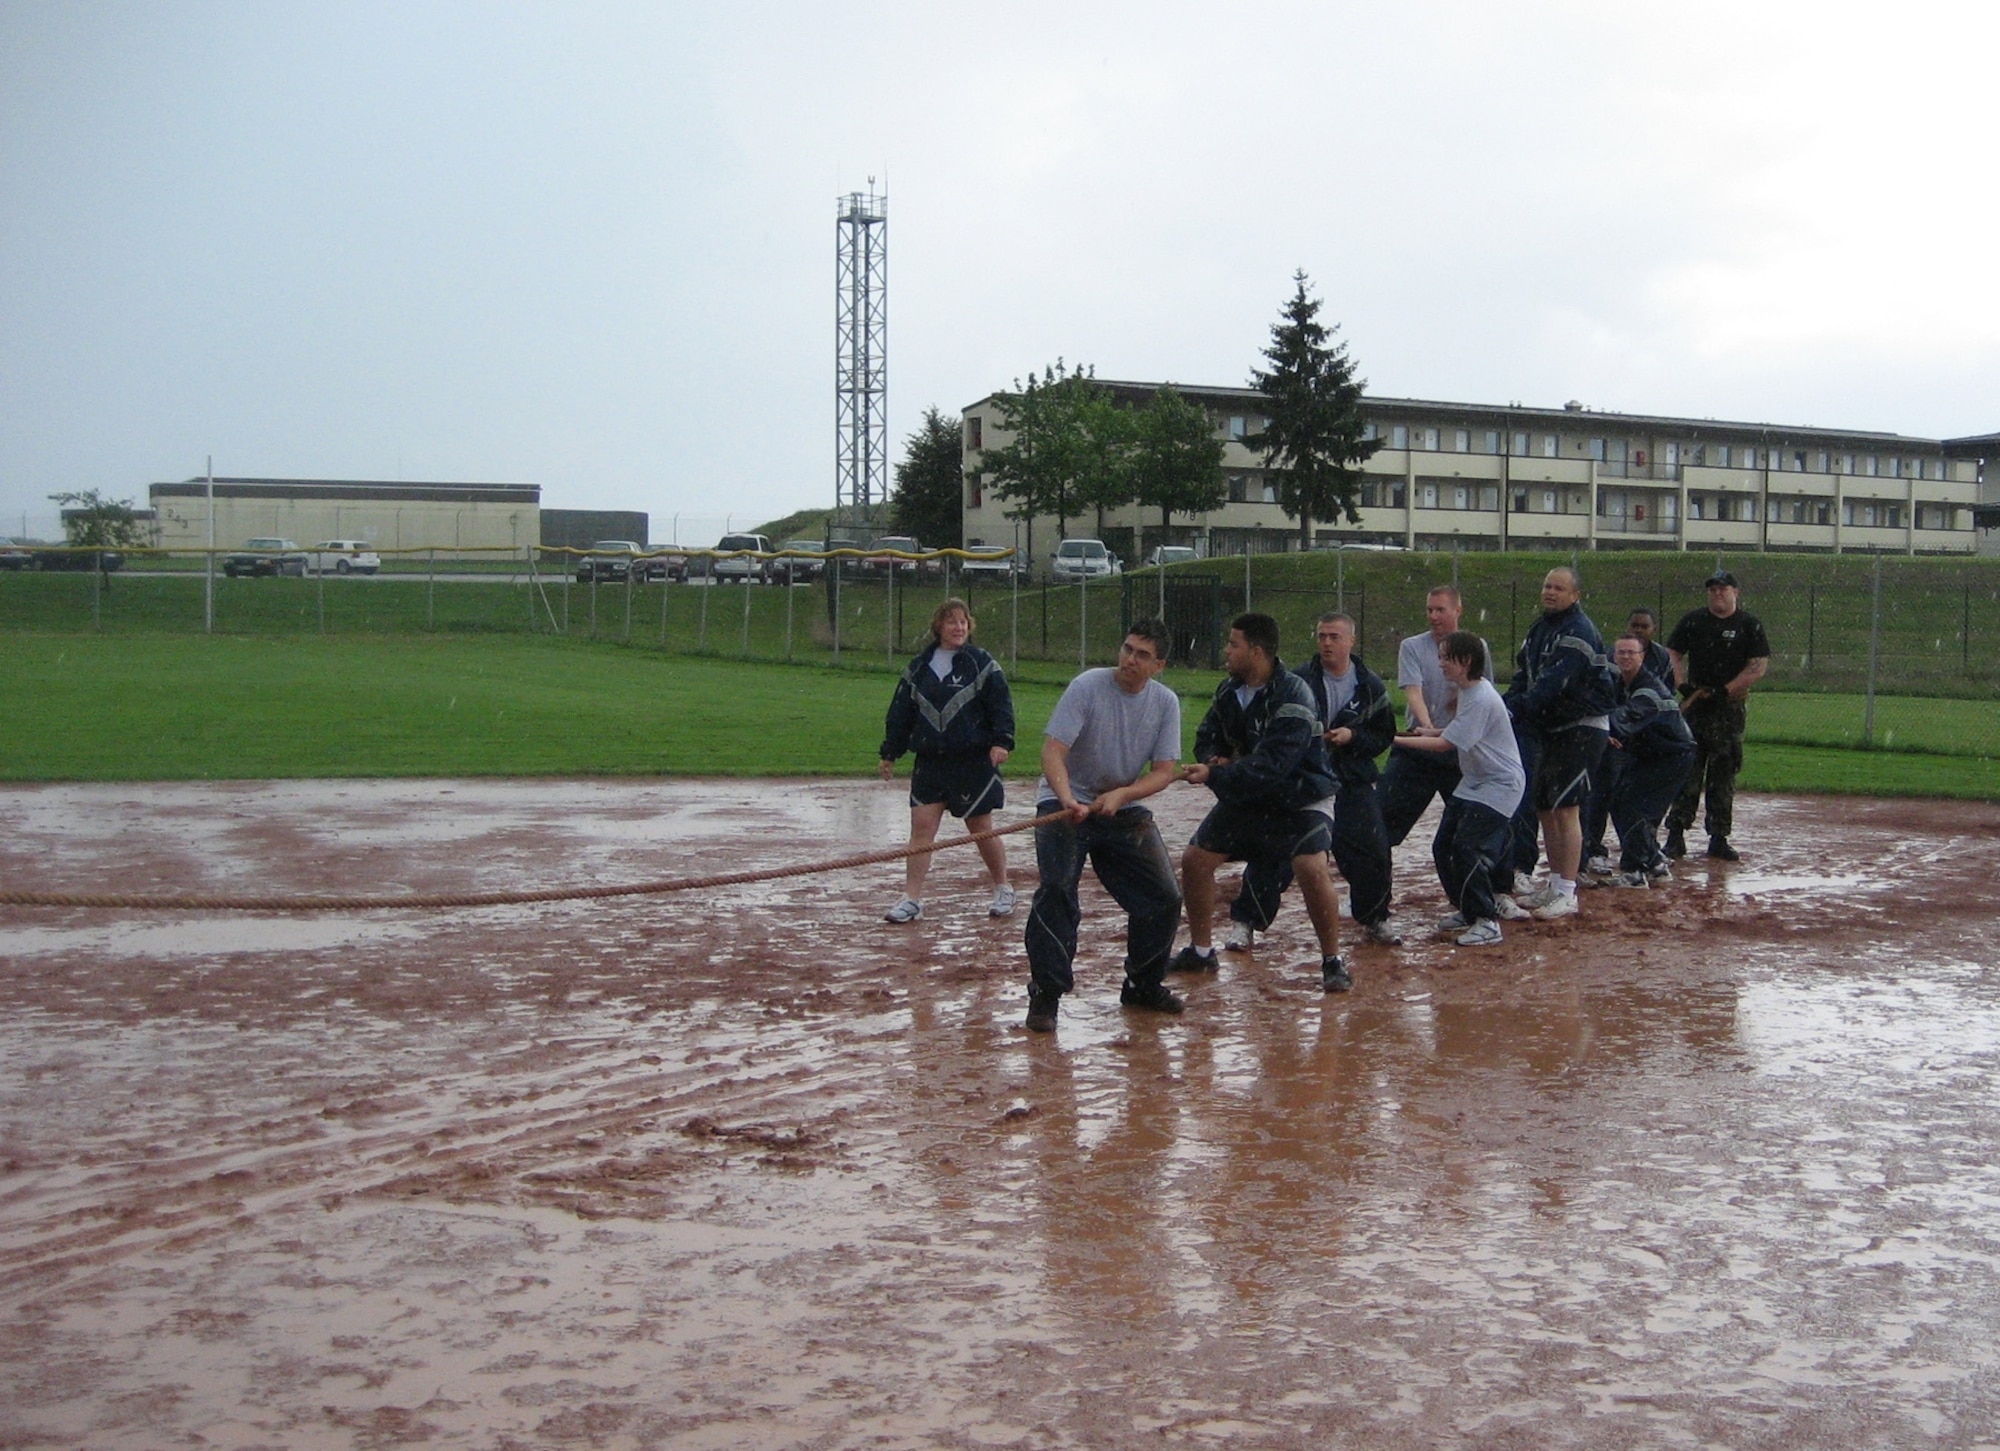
top-left (1380, 585), bottom-right (1492, 848)
top-left (1024, 620), bottom-right (1185, 1034)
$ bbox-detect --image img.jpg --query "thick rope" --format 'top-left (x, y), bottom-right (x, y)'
top-left (0, 810), bottom-right (1070, 912)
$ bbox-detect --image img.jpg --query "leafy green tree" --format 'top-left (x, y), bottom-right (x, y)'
top-left (1128, 384), bottom-right (1226, 547)
top-left (974, 361), bottom-right (1127, 560)
top-left (52, 488), bottom-right (147, 548)
top-left (889, 406), bottom-right (966, 548)
top-left (1246, 271), bottom-right (1381, 547)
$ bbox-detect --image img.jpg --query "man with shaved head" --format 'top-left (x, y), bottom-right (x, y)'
top-left (1503, 565), bottom-right (1617, 920)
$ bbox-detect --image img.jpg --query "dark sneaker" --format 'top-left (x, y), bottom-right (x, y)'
top-left (1321, 955), bottom-right (1352, 993)
top-left (1118, 982), bottom-right (1185, 1015)
top-left (1707, 836), bottom-right (1740, 862)
top-left (1024, 989), bottom-right (1060, 1033)
top-left (1664, 826), bottom-right (1688, 859)
top-left (1168, 944), bottom-right (1219, 974)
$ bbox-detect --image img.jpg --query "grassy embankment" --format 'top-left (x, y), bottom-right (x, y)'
top-left (4, 632), bottom-right (1997, 799)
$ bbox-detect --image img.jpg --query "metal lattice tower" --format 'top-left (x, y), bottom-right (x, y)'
top-left (834, 186), bottom-right (888, 515)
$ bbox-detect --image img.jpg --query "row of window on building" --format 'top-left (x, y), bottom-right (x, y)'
top-left (1323, 420), bottom-right (1952, 480)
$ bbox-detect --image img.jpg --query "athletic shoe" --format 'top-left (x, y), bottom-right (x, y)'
top-left (1584, 854), bottom-right (1614, 877)
top-left (1507, 871), bottom-right (1545, 898)
top-left (1321, 955), bottom-right (1352, 993)
top-left (1494, 895), bottom-right (1531, 921)
top-left (1516, 880), bottom-right (1561, 911)
top-left (1606, 870), bottom-right (1650, 888)
top-left (1024, 988), bottom-right (1059, 1033)
top-left (1119, 982), bottom-right (1185, 1015)
top-left (1222, 923), bottom-right (1256, 952)
top-left (1435, 911), bottom-right (1469, 935)
top-left (1361, 919), bottom-right (1404, 947)
top-left (1664, 826), bottom-right (1688, 858)
top-left (1456, 918), bottom-right (1503, 946)
top-left (990, 883), bottom-right (1017, 917)
top-left (1707, 836), bottom-right (1741, 862)
top-left (1531, 887), bottom-right (1580, 920)
top-left (884, 897), bottom-right (923, 924)
top-left (1647, 862), bottom-right (1674, 883)
top-left (1168, 945), bottom-right (1220, 974)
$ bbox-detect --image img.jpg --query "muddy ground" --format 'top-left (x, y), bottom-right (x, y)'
top-left (2, 779), bottom-right (1999, 1449)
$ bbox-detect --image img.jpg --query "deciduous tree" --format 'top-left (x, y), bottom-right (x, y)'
top-left (1128, 384), bottom-right (1226, 548)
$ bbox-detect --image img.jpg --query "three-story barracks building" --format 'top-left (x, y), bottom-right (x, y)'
top-left (959, 385), bottom-right (1981, 573)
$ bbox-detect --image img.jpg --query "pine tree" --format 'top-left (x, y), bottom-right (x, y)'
top-left (1246, 272), bottom-right (1381, 547)
top-left (889, 406), bottom-right (966, 549)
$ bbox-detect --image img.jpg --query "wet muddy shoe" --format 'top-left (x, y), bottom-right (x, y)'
top-left (884, 897), bottom-right (923, 924)
top-left (1707, 836), bottom-right (1740, 862)
top-left (989, 883), bottom-right (1017, 917)
top-left (1494, 895), bottom-right (1530, 921)
top-left (1320, 955), bottom-right (1352, 993)
top-left (1118, 982), bottom-right (1185, 1015)
top-left (1222, 923), bottom-right (1256, 952)
top-left (1024, 988), bottom-right (1060, 1033)
top-left (1168, 944), bottom-right (1219, 974)
top-left (1664, 826), bottom-right (1687, 858)
top-left (1455, 919), bottom-right (1503, 946)
top-left (1361, 919), bottom-right (1403, 947)
top-left (1434, 911), bottom-right (1469, 935)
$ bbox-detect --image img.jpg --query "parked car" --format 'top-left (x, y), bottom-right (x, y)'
top-left (867, 534), bottom-right (942, 577)
top-left (1051, 538), bottom-right (1121, 582)
top-left (306, 539), bottom-right (381, 575)
top-left (776, 539), bottom-right (826, 583)
top-left (576, 540), bottom-right (644, 583)
top-left (222, 538), bottom-right (306, 577)
top-left (707, 532), bottom-right (774, 583)
top-left (960, 539), bottom-right (1020, 580)
top-left (0, 538), bottom-right (36, 571)
top-left (1145, 545), bottom-right (1199, 568)
top-left (632, 546), bottom-right (687, 583)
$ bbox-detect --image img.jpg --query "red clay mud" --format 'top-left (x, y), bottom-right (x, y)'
top-left (3, 779), bottom-right (1999, 1448)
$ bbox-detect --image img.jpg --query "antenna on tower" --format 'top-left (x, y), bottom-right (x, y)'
top-left (834, 184), bottom-right (887, 533)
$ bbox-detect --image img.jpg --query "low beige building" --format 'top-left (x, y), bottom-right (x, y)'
top-left (148, 477), bottom-right (541, 559)
top-left (961, 385), bottom-right (1980, 572)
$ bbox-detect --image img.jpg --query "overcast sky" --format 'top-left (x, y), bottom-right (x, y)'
top-left (3, 0), bottom-right (1995, 544)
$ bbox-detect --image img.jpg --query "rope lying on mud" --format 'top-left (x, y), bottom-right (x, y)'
top-left (0, 810), bottom-right (1071, 913)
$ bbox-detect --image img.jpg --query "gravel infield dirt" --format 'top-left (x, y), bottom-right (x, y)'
top-left (3, 779), bottom-right (1999, 1449)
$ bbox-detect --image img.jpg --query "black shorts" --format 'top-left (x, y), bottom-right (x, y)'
top-left (1531, 726), bottom-right (1608, 812)
top-left (1190, 798), bottom-right (1334, 863)
top-left (910, 753), bottom-right (1004, 819)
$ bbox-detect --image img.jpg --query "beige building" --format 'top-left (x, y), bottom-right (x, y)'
top-left (148, 477), bottom-right (541, 559)
top-left (961, 385), bottom-right (1980, 572)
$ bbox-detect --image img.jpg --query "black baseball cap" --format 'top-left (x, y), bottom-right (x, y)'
top-left (1704, 570), bottom-right (1740, 588)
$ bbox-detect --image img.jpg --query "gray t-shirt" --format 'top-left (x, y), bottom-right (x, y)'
top-left (1441, 677), bottom-right (1526, 817)
top-left (1037, 668), bottom-right (1182, 806)
top-left (1397, 630), bottom-right (1495, 731)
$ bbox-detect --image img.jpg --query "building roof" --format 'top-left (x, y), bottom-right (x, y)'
top-left (149, 477), bottom-right (540, 505)
top-left (970, 381), bottom-right (1956, 451)
top-left (1942, 434), bottom-right (2000, 459)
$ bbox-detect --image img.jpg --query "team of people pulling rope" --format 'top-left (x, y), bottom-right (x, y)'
top-left (877, 571), bottom-right (1771, 1033)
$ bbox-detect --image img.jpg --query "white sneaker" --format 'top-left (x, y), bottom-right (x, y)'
top-left (1531, 887), bottom-right (1579, 920)
top-left (1435, 911), bottom-right (1469, 935)
top-left (1584, 855), bottom-right (1614, 877)
top-left (1647, 862), bottom-right (1674, 883)
top-left (1222, 923), bottom-right (1256, 952)
top-left (884, 897), bottom-right (923, 924)
top-left (1456, 919), bottom-right (1503, 946)
top-left (1516, 880), bottom-right (1561, 911)
top-left (1494, 895), bottom-right (1530, 921)
top-left (1510, 871), bottom-right (1545, 898)
top-left (1606, 870), bottom-right (1650, 888)
top-left (990, 883), bottom-right (1017, 917)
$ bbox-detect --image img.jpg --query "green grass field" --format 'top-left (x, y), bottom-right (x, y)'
top-left (4, 631), bottom-right (1997, 798)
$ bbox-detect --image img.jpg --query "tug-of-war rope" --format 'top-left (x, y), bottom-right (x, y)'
top-left (0, 811), bottom-right (1069, 913)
